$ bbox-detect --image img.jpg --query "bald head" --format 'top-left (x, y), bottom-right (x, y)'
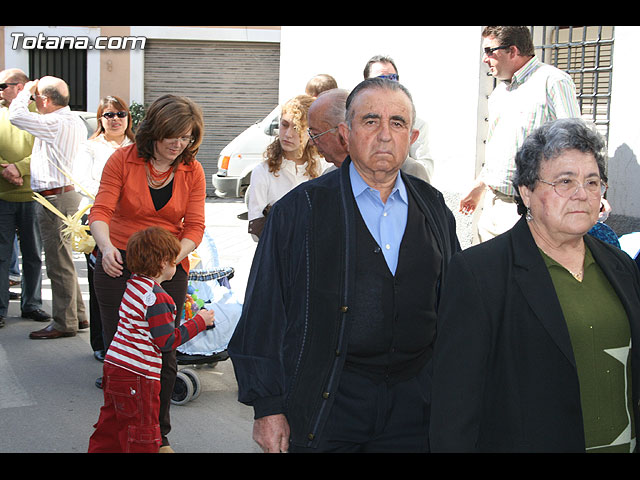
top-left (310, 89), bottom-right (349, 126)
top-left (307, 88), bottom-right (349, 168)
top-left (38, 76), bottom-right (70, 108)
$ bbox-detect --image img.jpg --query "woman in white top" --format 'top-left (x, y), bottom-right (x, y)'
top-left (73, 96), bottom-right (134, 365)
top-left (248, 94), bottom-right (324, 239)
top-left (74, 96), bottom-right (135, 209)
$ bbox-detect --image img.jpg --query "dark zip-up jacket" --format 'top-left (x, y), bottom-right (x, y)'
top-left (228, 157), bottom-right (460, 448)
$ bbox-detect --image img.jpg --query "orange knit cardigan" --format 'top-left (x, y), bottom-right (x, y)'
top-left (88, 144), bottom-right (206, 273)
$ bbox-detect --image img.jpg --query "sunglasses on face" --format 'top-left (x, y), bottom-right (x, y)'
top-left (377, 74), bottom-right (399, 81)
top-left (0, 82), bottom-right (19, 91)
top-left (102, 111), bottom-right (128, 119)
top-left (483, 45), bottom-right (511, 56)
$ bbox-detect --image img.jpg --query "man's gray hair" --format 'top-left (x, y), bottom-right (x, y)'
top-left (344, 77), bottom-right (416, 129)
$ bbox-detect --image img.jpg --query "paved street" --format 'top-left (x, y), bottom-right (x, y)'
top-left (0, 198), bottom-right (261, 453)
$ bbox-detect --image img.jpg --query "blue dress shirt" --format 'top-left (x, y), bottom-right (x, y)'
top-left (349, 162), bottom-right (408, 275)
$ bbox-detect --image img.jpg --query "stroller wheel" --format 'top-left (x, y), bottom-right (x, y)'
top-left (171, 371), bottom-right (194, 405)
top-left (181, 368), bottom-right (202, 400)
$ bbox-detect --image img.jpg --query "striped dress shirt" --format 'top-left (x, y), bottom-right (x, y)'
top-left (480, 56), bottom-right (581, 195)
top-left (104, 275), bottom-right (206, 381)
top-left (8, 88), bottom-right (86, 193)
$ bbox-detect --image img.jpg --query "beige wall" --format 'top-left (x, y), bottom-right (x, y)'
top-left (97, 26), bottom-right (131, 104)
top-left (95, 26), bottom-right (281, 105)
top-left (1, 26), bottom-right (281, 109)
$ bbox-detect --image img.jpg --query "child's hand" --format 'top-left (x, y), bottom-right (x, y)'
top-left (197, 308), bottom-right (215, 328)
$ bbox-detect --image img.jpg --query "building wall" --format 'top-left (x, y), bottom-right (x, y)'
top-left (606, 26), bottom-right (640, 235)
top-left (1, 26), bottom-right (280, 111)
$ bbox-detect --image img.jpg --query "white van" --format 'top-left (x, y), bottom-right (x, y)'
top-left (212, 106), bottom-right (280, 198)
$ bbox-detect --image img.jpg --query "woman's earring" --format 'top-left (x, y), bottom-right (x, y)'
top-left (526, 207), bottom-right (533, 222)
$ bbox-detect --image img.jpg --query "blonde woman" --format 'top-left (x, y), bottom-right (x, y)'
top-left (248, 95), bottom-right (325, 238)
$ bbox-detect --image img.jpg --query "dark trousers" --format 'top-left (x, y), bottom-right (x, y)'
top-left (0, 199), bottom-right (43, 316)
top-left (85, 253), bottom-right (104, 352)
top-left (93, 249), bottom-right (188, 446)
top-left (290, 364), bottom-right (431, 453)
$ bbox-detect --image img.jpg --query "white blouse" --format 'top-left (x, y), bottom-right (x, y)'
top-left (247, 158), bottom-right (316, 223)
top-left (73, 133), bottom-right (133, 209)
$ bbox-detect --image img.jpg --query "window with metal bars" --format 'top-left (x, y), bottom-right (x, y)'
top-left (529, 26), bottom-right (614, 142)
top-left (28, 47), bottom-right (87, 111)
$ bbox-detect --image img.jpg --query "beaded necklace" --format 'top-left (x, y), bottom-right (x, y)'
top-left (146, 160), bottom-right (175, 189)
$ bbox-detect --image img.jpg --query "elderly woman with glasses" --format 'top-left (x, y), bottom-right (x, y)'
top-left (430, 118), bottom-right (640, 453)
top-left (247, 94), bottom-right (325, 239)
top-left (89, 94), bottom-right (206, 452)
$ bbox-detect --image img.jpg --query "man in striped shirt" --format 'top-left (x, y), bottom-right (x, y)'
top-left (459, 26), bottom-right (580, 242)
top-left (89, 226), bottom-right (214, 453)
top-left (9, 76), bottom-right (89, 338)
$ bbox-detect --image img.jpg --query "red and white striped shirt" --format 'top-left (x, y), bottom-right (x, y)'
top-left (104, 274), bottom-right (206, 381)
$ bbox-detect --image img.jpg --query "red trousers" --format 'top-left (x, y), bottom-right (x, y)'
top-left (88, 363), bottom-right (162, 453)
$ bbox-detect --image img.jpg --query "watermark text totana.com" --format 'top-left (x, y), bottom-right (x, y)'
top-left (10, 32), bottom-right (146, 50)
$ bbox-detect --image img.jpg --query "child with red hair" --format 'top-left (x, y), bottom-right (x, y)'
top-left (88, 226), bottom-right (214, 453)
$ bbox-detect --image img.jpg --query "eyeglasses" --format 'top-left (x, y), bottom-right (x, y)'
top-left (307, 126), bottom-right (337, 143)
top-left (483, 45), bottom-right (511, 56)
top-left (0, 82), bottom-right (18, 91)
top-left (538, 177), bottom-right (608, 198)
top-left (377, 74), bottom-right (399, 81)
top-left (165, 136), bottom-right (195, 145)
top-left (102, 111), bottom-right (128, 119)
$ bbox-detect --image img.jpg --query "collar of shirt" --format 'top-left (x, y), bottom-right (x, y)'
top-left (349, 161), bottom-right (408, 204)
top-left (349, 162), bottom-right (408, 275)
top-left (506, 56), bottom-right (541, 91)
top-left (280, 157), bottom-right (309, 177)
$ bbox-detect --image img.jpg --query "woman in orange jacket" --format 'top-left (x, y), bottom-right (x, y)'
top-left (89, 94), bottom-right (206, 452)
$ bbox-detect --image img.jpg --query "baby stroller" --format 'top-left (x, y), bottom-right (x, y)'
top-left (172, 231), bottom-right (243, 405)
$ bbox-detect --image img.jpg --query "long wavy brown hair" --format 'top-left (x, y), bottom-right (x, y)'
top-left (265, 94), bottom-right (322, 178)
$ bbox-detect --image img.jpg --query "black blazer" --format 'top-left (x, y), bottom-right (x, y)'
top-left (429, 217), bottom-right (640, 452)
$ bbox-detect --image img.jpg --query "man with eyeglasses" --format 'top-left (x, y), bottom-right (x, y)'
top-left (307, 88), bottom-right (350, 172)
top-left (363, 55), bottom-right (433, 184)
top-left (9, 76), bottom-right (88, 339)
top-left (459, 26), bottom-right (581, 243)
top-left (0, 68), bottom-right (52, 329)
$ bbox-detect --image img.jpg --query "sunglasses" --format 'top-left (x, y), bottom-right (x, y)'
top-left (377, 74), bottom-right (399, 81)
top-left (483, 45), bottom-right (511, 56)
top-left (0, 82), bottom-right (19, 91)
top-left (102, 111), bottom-right (128, 119)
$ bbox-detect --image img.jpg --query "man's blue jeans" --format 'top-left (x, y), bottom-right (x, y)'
top-left (0, 199), bottom-right (43, 317)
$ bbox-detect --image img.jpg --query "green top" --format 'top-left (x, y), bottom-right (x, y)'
top-left (541, 245), bottom-right (635, 452)
top-left (0, 104), bottom-right (35, 202)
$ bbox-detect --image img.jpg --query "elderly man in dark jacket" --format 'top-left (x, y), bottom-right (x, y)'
top-left (229, 78), bottom-right (460, 453)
